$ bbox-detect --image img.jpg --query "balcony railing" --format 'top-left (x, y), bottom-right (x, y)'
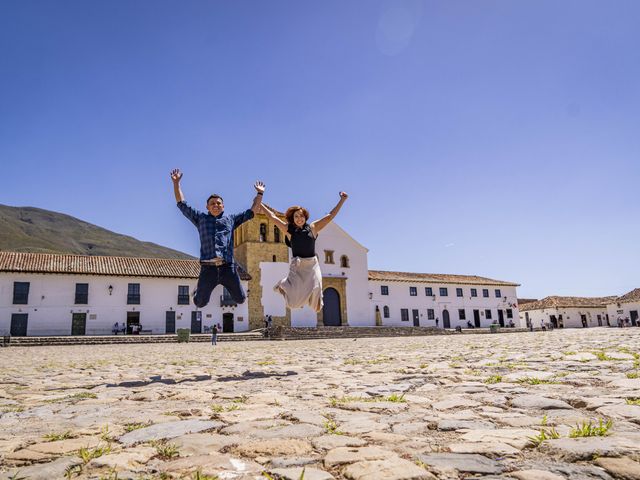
top-left (177, 294), bottom-right (190, 305)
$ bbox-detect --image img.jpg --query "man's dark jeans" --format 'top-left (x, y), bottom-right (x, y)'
top-left (194, 264), bottom-right (245, 308)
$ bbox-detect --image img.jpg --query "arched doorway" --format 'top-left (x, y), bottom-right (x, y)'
top-left (323, 288), bottom-right (342, 326)
top-left (442, 310), bottom-right (451, 329)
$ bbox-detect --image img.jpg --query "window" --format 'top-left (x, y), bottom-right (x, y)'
top-left (401, 309), bottom-right (409, 322)
top-left (506, 309), bottom-right (513, 319)
top-left (383, 306), bottom-right (389, 318)
top-left (439, 287), bottom-right (448, 297)
top-left (459, 309), bottom-right (466, 320)
top-left (409, 287), bottom-right (417, 296)
top-left (324, 250), bottom-right (334, 264)
top-left (75, 283), bottom-right (88, 304)
top-left (340, 255), bottom-right (350, 268)
top-left (425, 287), bottom-right (433, 296)
top-left (273, 226), bottom-right (280, 243)
top-left (259, 223), bottom-right (267, 242)
top-left (456, 288), bottom-right (463, 297)
top-left (495, 289), bottom-right (502, 298)
top-left (381, 285), bottom-right (389, 296)
top-left (127, 283), bottom-right (141, 305)
top-left (483, 289), bottom-right (489, 298)
top-left (485, 309), bottom-right (492, 319)
top-left (177, 285), bottom-right (190, 305)
top-left (471, 288), bottom-right (478, 297)
top-left (427, 309), bottom-right (435, 320)
top-left (13, 282), bottom-right (30, 305)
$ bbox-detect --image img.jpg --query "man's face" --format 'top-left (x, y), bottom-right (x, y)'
top-left (207, 197), bottom-right (224, 216)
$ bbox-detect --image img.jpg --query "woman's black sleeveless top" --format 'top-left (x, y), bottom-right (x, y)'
top-left (285, 223), bottom-right (316, 258)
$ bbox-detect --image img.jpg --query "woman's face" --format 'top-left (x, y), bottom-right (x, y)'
top-left (293, 209), bottom-right (306, 227)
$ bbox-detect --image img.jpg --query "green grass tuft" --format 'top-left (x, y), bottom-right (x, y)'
top-left (569, 419), bottom-right (612, 438)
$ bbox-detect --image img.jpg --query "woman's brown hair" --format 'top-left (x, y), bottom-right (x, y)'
top-left (285, 206), bottom-right (309, 226)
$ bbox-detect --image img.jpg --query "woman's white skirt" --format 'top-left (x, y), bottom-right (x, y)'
top-left (274, 256), bottom-right (323, 312)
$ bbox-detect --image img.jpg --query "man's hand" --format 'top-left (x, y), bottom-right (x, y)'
top-left (254, 181), bottom-right (265, 194)
top-left (171, 169), bottom-right (183, 183)
top-left (339, 191), bottom-right (348, 200)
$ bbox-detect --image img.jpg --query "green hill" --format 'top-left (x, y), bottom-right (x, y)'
top-left (0, 204), bottom-right (194, 259)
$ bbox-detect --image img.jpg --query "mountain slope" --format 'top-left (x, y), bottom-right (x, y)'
top-left (0, 204), bottom-right (194, 259)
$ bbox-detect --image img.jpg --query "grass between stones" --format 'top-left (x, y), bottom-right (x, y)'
top-left (78, 443), bottom-right (111, 464)
top-left (151, 440), bottom-right (179, 459)
top-left (210, 404), bottom-right (240, 413)
top-left (43, 430), bottom-right (75, 442)
top-left (123, 421), bottom-right (152, 432)
top-left (569, 418), bottom-right (613, 438)
top-left (625, 398), bottom-right (640, 406)
top-left (44, 392), bottom-right (98, 404)
top-left (528, 427), bottom-right (561, 447)
top-left (329, 393), bottom-right (406, 406)
top-left (322, 415), bottom-right (343, 435)
top-left (484, 374), bottom-right (503, 384)
top-left (517, 377), bottom-right (561, 385)
top-left (0, 405), bottom-right (25, 414)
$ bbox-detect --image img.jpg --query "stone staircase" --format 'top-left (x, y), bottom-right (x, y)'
top-left (269, 325), bottom-right (449, 340)
top-left (268, 325), bottom-right (532, 340)
top-left (2, 326), bottom-right (533, 347)
top-left (4, 331), bottom-right (266, 347)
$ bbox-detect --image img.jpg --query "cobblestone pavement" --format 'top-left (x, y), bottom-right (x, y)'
top-left (1, 328), bottom-right (640, 480)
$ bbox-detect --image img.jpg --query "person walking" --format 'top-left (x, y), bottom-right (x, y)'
top-left (211, 324), bottom-right (218, 346)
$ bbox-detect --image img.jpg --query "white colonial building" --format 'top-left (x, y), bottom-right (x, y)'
top-left (606, 288), bottom-right (640, 327)
top-left (1, 219), bottom-right (521, 336)
top-left (369, 271), bottom-right (520, 329)
top-left (0, 252), bottom-right (250, 336)
top-left (518, 296), bottom-right (616, 329)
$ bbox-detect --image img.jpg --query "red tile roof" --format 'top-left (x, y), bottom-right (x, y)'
top-left (519, 295), bottom-right (617, 311)
top-left (0, 252), bottom-right (251, 280)
top-left (368, 270), bottom-right (519, 287)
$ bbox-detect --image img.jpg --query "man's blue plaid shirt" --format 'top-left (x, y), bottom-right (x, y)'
top-left (177, 201), bottom-right (254, 263)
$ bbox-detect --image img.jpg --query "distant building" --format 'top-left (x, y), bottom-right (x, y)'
top-left (518, 296), bottom-right (616, 329)
top-left (606, 288), bottom-right (640, 326)
top-left (1, 252), bottom-right (249, 336)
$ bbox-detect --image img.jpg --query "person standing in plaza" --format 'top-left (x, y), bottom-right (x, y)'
top-left (260, 192), bottom-right (348, 312)
top-left (211, 324), bottom-right (218, 346)
top-left (171, 168), bottom-right (264, 308)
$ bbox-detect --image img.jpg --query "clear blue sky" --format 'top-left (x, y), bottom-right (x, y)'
top-left (1, 0), bottom-right (638, 299)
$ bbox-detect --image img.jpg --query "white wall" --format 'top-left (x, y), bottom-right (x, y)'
top-left (519, 306), bottom-right (609, 329)
top-left (0, 273), bottom-right (249, 336)
top-left (370, 281), bottom-right (520, 329)
top-left (315, 223), bottom-right (371, 326)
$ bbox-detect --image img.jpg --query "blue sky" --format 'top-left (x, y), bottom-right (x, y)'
top-left (1, 0), bottom-right (638, 299)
